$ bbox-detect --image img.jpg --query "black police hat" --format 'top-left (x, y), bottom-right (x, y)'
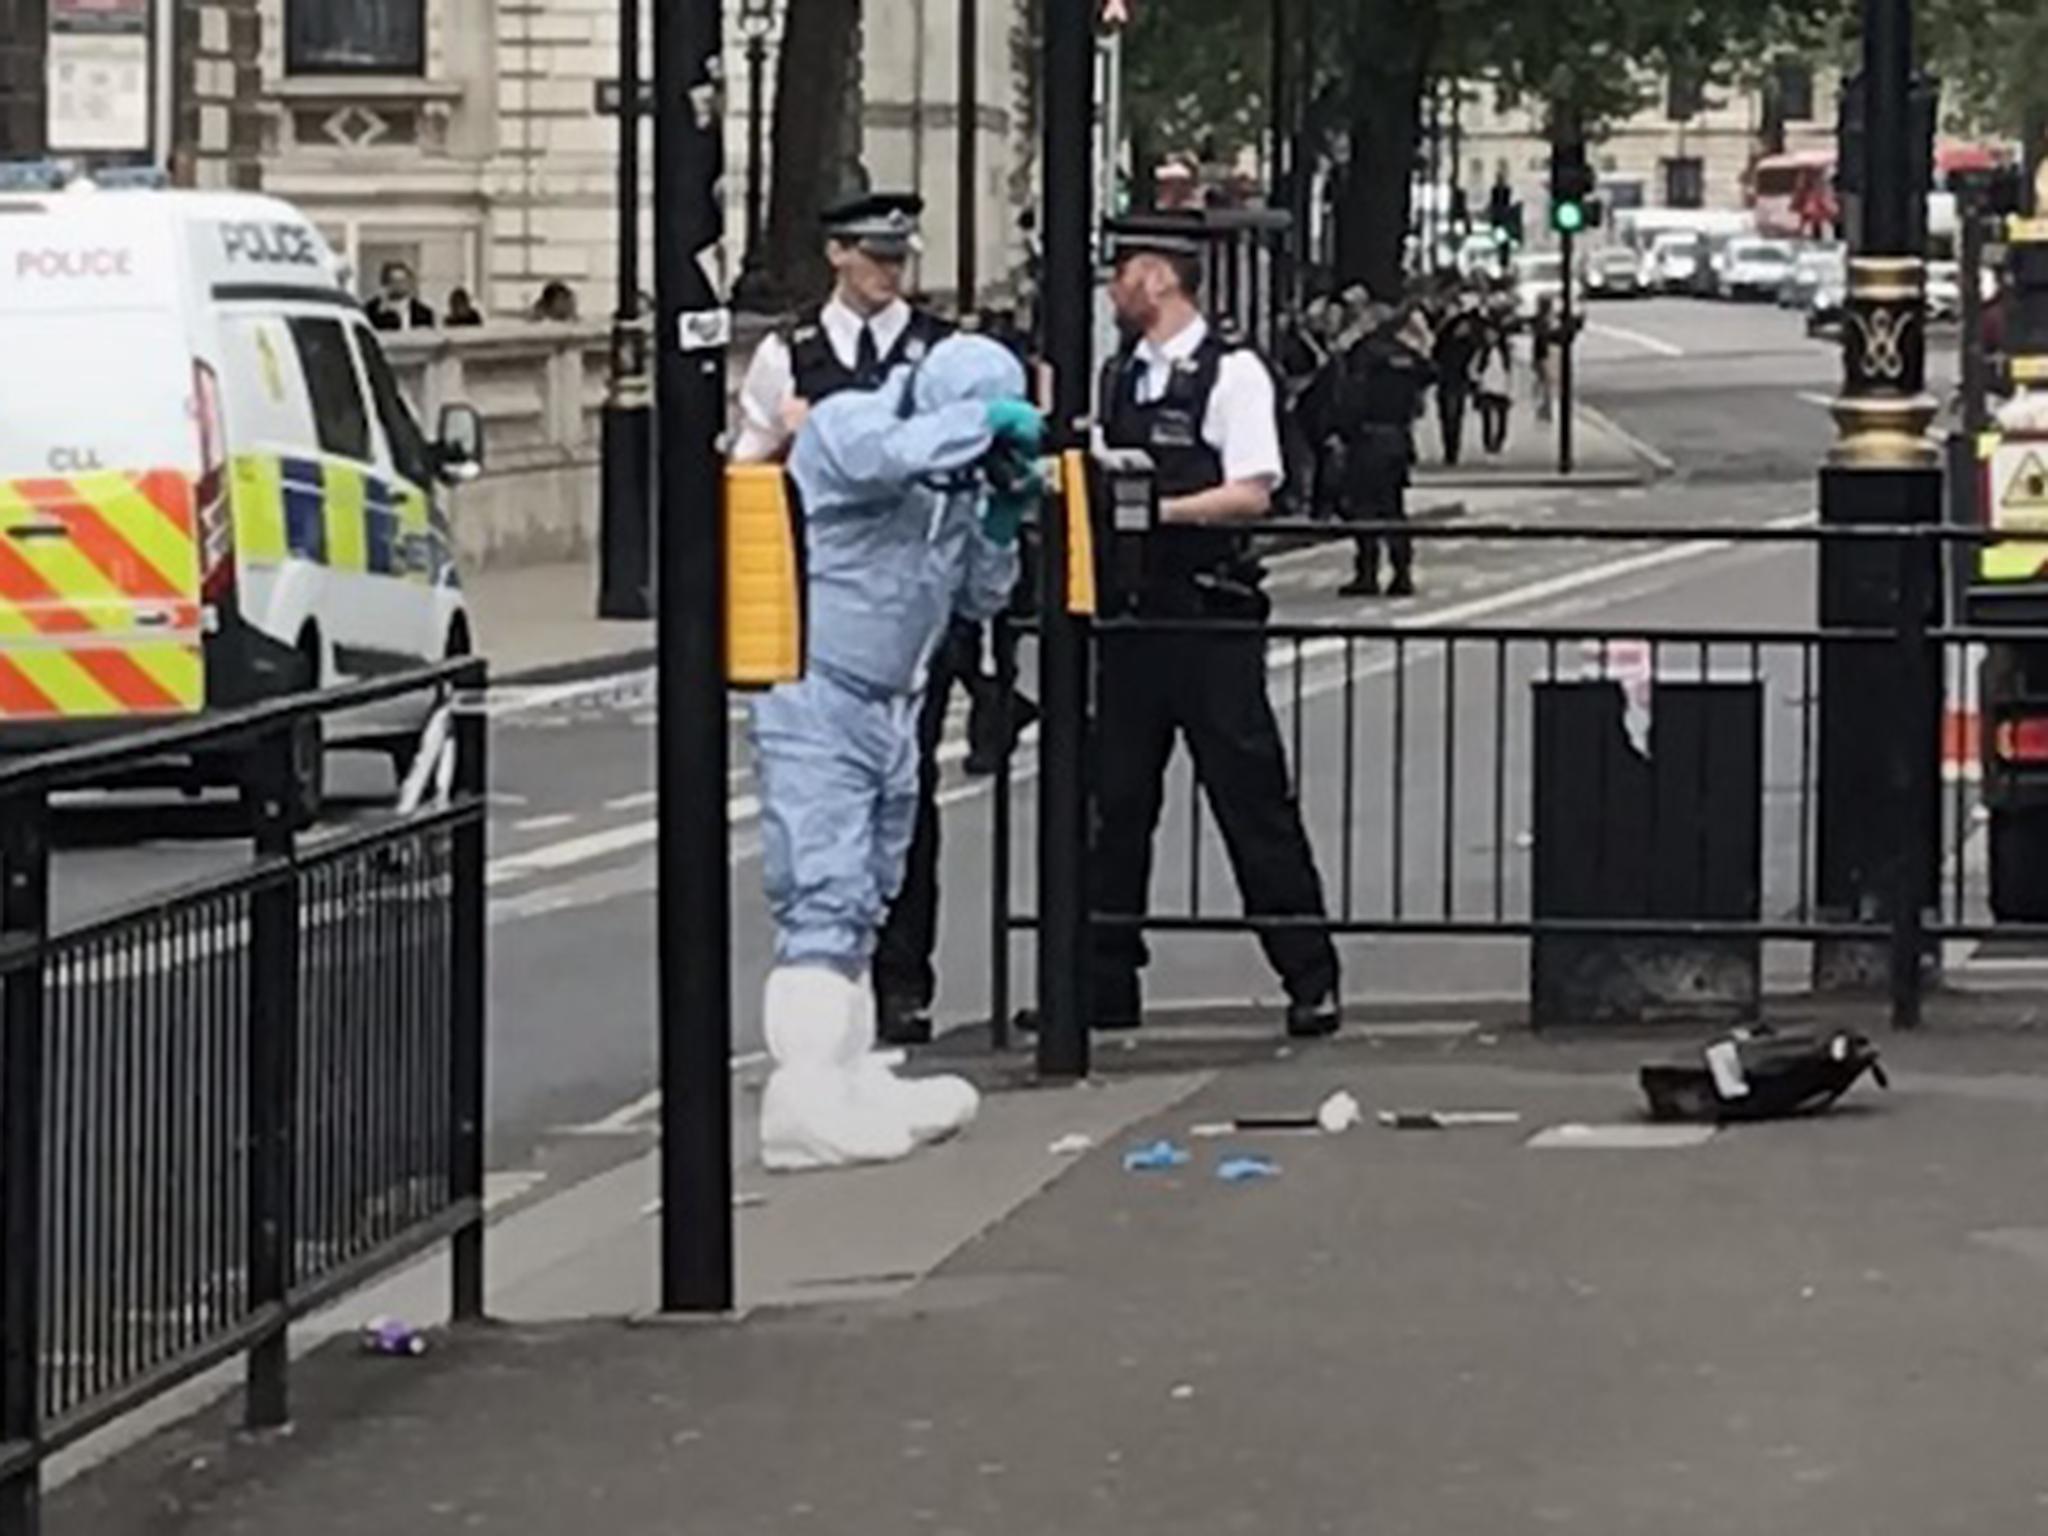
top-left (1103, 210), bottom-right (1208, 263)
top-left (822, 190), bottom-right (926, 258)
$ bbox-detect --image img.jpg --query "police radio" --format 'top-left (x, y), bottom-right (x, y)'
top-left (1090, 444), bottom-right (1158, 611)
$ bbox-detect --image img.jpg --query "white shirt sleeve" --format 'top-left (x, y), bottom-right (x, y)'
top-left (1203, 350), bottom-right (1285, 491)
top-left (732, 332), bottom-right (795, 464)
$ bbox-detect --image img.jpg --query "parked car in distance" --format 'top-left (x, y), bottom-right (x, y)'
top-left (1779, 243), bottom-right (1845, 310)
top-left (1512, 251), bottom-right (1565, 320)
top-left (1927, 259), bottom-right (1963, 323)
top-left (1806, 262), bottom-right (1848, 335)
top-left (1718, 238), bottom-right (1798, 301)
top-left (1646, 231), bottom-right (1704, 294)
top-left (1582, 247), bottom-right (1645, 299)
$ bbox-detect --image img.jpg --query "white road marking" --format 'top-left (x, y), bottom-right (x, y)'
top-left (1588, 322), bottom-right (1686, 359)
top-left (558, 1052), bottom-right (770, 1137)
top-left (512, 812), bottom-right (577, 833)
top-left (489, 516), bottom-right (1809, 894)
top-left (1796, 391), bottom-right (1836, 409)
top-left (606, 790), bottom-right (659, 812)
top-left (485, 1171), bottom-right (548, 1212)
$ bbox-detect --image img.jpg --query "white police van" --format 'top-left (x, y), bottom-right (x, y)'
top-left (0, 170), bottom-right (482, 817)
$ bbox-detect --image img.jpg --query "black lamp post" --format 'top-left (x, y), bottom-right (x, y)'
top-left (731, 0), bottom-right (776, 310)
top-left (1813, 0), bottom-right (1942, 996)
top-left (597, 0), bottom-right (652, 620)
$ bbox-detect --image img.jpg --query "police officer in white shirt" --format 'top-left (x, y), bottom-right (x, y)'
top-left (732, 191), bottom-right (952, 463)
top-left (1090, 213), bottom-right (1341, 1039)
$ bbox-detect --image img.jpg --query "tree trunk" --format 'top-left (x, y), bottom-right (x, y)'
top-left (1333, 0), bottom-right (1433, 297)
top-left (764, 0), bottom-right (862, 308)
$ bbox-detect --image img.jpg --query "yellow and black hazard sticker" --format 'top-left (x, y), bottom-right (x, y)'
top-left (0, 469), bottom-right (205, 718)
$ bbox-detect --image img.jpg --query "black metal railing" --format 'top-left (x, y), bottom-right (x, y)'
top-left (993, 521), bottom-right (2034, 1045)
top-left (0, 660), bottom-right (488, 1535)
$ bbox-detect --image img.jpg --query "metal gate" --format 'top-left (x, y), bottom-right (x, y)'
top-left (989, 518), bottom-right (2047, 1073)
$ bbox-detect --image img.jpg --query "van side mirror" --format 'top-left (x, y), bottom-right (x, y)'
top-left (436, 403), bottom-right (485, 484)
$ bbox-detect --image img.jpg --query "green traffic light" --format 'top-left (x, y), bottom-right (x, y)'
top-left (1553, 201), bottom-right (1585, 234)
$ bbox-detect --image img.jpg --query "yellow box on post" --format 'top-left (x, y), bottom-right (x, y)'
top-left (1058, 448), bottom-right (1097, 617)
top-left (723, 464), bottom-right (806, 689)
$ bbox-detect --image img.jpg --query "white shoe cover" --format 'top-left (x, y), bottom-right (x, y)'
top-left (847, 976), bottom-right (979, 1145)
top-left (759, 968), bottom-right (915, 1173)
top-left (855, 1049), bottom-right (981, 1146)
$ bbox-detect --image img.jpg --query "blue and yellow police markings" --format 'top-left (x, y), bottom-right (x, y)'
top-left (230, 453), bottom-right (450, 582)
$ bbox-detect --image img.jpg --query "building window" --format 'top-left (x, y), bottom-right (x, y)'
top-left (287, 0), bottom-right (425, 75)
top-left (1773, 60), bottom-right (1815, 123)
top-left (1666, 69), bottom-right (1704, 123)
top-left (1662, 157), bottom-right (1705, 209)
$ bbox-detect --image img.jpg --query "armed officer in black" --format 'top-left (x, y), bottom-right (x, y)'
top-left (1091, 217), bottom-right (1342, 1038)
top-left (733, 190), bottom-right (972, 1048)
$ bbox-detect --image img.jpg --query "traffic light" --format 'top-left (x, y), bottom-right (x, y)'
top-left (1549, 140), bottom-right (1594, 235)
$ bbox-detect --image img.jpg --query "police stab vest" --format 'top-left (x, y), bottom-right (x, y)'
top-left (1099, 330), bottom-right (1255, 600)
top-left (787, 305), bottom-right (952, 402)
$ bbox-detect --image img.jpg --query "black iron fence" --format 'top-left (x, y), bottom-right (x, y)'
top-left (0, 661), bottom-right (488, 1535)
top-left (993, 521), bottom-right (2044, 1056)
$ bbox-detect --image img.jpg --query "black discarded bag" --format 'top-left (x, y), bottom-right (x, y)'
top-left (1640, 1027), bottom-right (1889, 1123)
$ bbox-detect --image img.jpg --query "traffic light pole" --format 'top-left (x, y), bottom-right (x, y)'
top-left (1558, 226), bottom-right (1576, 476)
top-left (655, 0), bottom-right (734, 1310)
top-left (598, 0), bottom-right (653, 620)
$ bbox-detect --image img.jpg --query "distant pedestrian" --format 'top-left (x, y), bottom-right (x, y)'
top-left (446, 288), bottom-right (484, 327)
top-left (366, 261), bottom-right (436, 332)
top-left (1275, 304), bottom-right (1329, 518)
top-left (1431, 293), bottom-right (1484, 466)
top-left (1475, 313), bottom-right (1514, 455)
top-left (1531, 296), bottom-right (1558, 423)
top-left (531, 281), bottom-right (579, 322)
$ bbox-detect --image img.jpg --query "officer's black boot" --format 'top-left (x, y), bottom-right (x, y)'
top-left (965, 683), bottom-right (1038, 776)
top-left (877, 990), bottom-right (935, 1047)
top-left (1285, 986), bottom-right (1343, 1039)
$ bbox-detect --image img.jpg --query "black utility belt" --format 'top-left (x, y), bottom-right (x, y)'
top-left (1120, 570), bottom-right (1272, 623)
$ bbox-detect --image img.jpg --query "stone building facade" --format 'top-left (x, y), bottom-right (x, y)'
top-left (254, 0), bottom-right (1029, 319)
top-left (0, 0), bottom-right (263, 188)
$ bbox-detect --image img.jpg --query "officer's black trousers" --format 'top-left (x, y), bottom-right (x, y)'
top-left (1437, 385), bottom-right (1469, 466)
top-left (1090, 622), bottom-right (1340, 1010)
top-left (1344, 462), bottom-right (1413, 588)
top-left (875, 619), bottom-right (980, 1010)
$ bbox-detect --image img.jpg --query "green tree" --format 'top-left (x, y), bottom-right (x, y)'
top-left (1919, 0), bottom-right (2048, 169)
top-left (1124, 0), bottom-right (1809, 293)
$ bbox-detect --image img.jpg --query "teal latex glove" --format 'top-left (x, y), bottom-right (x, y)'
top-left (984, 398), bottom-right (1046, 455)
top-left (982, 489), bottom-right (1029, 549)
top-left (981, 458), bottom-right (1044, 548)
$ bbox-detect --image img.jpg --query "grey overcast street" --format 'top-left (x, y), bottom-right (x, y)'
top-left (10, 0), bottom-right (2048, 1529)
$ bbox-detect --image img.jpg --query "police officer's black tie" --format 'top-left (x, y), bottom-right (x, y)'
top-left (856, 322), bottom-right (881, 385)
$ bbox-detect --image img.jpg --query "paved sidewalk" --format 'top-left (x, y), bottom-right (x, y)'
top-left (467, 561), bottom-right (653, 684)
top-left (55, 1028), bottom-right (2048, 1535)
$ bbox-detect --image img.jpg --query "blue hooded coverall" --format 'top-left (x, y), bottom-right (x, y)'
top-left (751, 335), bottom-right (1027, 974)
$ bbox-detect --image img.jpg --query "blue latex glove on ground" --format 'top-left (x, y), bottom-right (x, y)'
top-left (984, 398), bottom-right (1046, 455)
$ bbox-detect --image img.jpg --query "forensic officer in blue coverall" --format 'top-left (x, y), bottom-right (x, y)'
top-left (751, 334), bottom-right (1043, 1172)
